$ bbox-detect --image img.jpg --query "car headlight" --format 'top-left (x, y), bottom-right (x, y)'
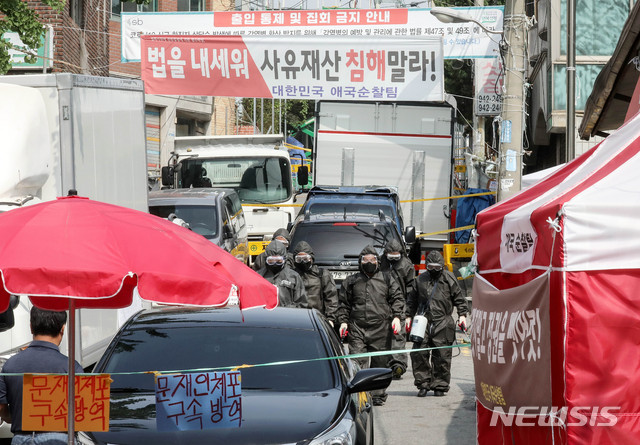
top-left (76, 432), bottom-right (96, 445)
top-left (308, 415), bottom-right (356, 445)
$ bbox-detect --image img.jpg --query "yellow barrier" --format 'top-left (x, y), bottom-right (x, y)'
top-left (443, 243), bottom-right (475, 272)
top-left (248, 240), bottom-right (269, 256)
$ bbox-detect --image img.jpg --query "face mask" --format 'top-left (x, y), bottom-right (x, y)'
top-left (267, 263), bottom-right (285, 273)
top-left (362, 262), bottom-right (378, 275)
top-left (428, 269), bottom-right (441, 280)
top-left (296, 261), bottom-right (312, 272)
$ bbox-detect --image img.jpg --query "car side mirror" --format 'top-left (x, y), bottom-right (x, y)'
top-left (297, 166), bottom-right (309, 186)
top-left (286, 222), bottom-right (293, 232)
top-left (161, 166), bottom-right (173, 186)
top-left (404, 226), bottom-right (416, 244)
top-left (347, 368), bottom-right (392, 394)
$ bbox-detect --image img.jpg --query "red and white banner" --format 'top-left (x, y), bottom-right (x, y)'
top-left (123, 7), bottom-right (504, 62)
top-left (141, 35), bottom-right (444, 101)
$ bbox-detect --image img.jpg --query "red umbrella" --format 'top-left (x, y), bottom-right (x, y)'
top-left (0, 195), bottom-right (278, 443)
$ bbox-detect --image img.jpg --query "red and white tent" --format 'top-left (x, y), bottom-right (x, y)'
top-left (473, 113), bottom-right (640, 444)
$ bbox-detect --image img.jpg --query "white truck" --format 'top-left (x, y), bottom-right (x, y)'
top-left (0, 74), bottom-right (148, 378)
top-left (161, 134), bottom-right (308, 260)
top-left (314, 99), bottom-right (458, 252)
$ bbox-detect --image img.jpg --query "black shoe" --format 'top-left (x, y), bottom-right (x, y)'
top-left (433, 390), bottom-right (446, 397)
top-left (372, 397), bottom-right (385, 406)
top-left (417, 388), bottom-right (428, 397)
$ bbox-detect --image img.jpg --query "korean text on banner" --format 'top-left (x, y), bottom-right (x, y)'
top-left (141, 35), bottom-right (444, 101)
top-left (22, 374), bottom-right (111, 432)
top-left (471, 273), bottom-right (552, 412)
top-left (155, 371), bottom-right (242, 431)
top-left (122, 7), bottom-right (504, 62)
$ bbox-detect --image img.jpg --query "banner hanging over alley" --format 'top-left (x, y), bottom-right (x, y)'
top-left (141, 35), bottom-right (445, 101)
top-left (123, 7), bottom-right (504, 62)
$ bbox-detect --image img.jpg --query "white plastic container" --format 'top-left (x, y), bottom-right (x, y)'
top-left (409, 315), bottom-right (428, 343)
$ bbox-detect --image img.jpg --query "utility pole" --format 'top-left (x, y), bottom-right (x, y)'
top-left (566, 0), bottom-right (576, 161)
top-left (496, 0), bottom-right (528, 201)
top-left (472, 0), bottom-right (486, 188)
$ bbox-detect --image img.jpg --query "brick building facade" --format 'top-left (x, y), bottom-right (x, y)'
top-left (10, 0), bottom-right (110, 75)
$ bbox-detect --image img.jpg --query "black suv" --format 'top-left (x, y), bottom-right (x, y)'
top-left (293, 185), bottom-right (415, 244)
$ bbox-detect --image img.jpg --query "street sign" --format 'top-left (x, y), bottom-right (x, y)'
top-left (475, 58), bottom-right (503, 116)
top-left (122, 7), bottom-right (504, 62)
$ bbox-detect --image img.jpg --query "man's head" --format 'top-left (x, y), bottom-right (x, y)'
top-left (265, 239), bottom-right (287, 274)
top-left (359, 244), bottom-right (379, 276)
top-left (272, 228), bottom-right (291, 249)
top-left (384, 239), bottom-right (404, 263)
top-left (30, 307), bottom-right (66, 340)
top-left (293, 241), bottom-right (314, 272)
top-left (425, 251), bottom-right (445, 280)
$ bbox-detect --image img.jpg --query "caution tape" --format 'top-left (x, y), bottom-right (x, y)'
top-left (242, 203), bottom-right (303, 207)
top-left (0, 343), bottom-right (470, 377)
top-left (399, 191), bottom-right (496, 203)
top-left (284, 143), bottom-right (312, 153)
top-left (417, 225), bottom-right (475, 239)
top-left (242, 191), bottom-right (495, 208)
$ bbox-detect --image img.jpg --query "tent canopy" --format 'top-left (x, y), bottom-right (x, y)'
top-left (473, 112), bottom-right (640, 445)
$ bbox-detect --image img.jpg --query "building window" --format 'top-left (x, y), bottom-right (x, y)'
top-left (177, 0), bottom-right (206, 11)
top-left (552, 63), bottom-right (603, 111)
top-left (69, 0), bottom-right (84, 27)
top-left (176, 116), bottom-right (208, 136)
top-left (112, 0), bottom-right (158, 16)
top-left (560, 0), bottom-right (630, 56)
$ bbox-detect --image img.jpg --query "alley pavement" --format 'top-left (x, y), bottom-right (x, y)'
top-left (373, 333), bottom-right (476, 444)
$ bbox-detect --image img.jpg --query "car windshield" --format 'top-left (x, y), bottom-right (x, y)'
top-left (307, 203), bottom-right (395, 222)
top-left (149, 204), bottom-right (218, 239)
top-left (181, 157), bottom-right (292, 205)
top-left (101, 326), bottom-right (335, 393)
top-left (290, 222), bottom-right (401, 263)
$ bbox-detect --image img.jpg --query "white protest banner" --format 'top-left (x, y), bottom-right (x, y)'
top-left (141, 35), bottom-right (444, 101)
top-left (155, 371), bottom-right (242, 431)
top-left (123, 7), bottom-right (503, 62)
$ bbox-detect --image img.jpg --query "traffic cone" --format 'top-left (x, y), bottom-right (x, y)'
top-left (414, 253), bottom-right (426, 275)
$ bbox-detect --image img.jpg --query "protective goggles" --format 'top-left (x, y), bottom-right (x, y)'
top-left (426, 263), bottom-right (443, 271)
top-left (295, 253), bottom-right (312, 263)
top-left (266, 256), bottom-right (285, 266)
top-left (386, 253), bottom-right (401, 261)
top-left (361, 254), bottom-right (378, 264)
top-left (274, 237), bottom-right (289, 248)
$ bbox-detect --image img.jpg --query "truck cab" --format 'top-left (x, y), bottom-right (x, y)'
top-left (162, 135), bottom-right (308, 262)
top-left (149, 188), bottom-right (249, 263)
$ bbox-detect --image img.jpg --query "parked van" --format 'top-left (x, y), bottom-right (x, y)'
top-left (149, 188), bottom-right (249, 263)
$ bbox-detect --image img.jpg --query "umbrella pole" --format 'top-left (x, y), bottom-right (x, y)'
top-left (68, 300), bottom-right (76, 445)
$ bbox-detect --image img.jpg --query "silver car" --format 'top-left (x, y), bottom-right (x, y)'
top-left (149, 188), bottom-right (249, 264)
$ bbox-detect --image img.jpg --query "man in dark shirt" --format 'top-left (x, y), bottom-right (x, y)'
top-left (0, 306), bottom-right (83, 444)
